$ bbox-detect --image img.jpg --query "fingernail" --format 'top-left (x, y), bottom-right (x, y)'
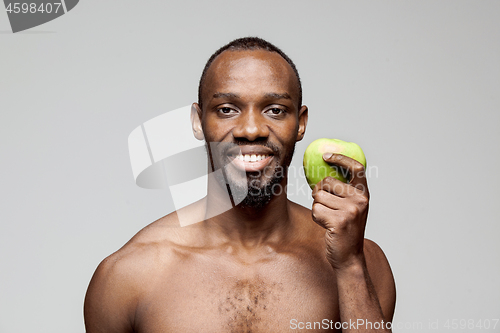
top-left (323, 153), bottom-right (334, 160)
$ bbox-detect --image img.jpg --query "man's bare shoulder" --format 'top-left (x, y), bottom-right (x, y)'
top-left (289, 200), bottom-right (313, 217)
top-left (288, 200), bottom-right (323, 234)
top-left (86, 212), bottom-right (180, 289)
top-left (289, 201), bottom-right (334, 239)
top-left (84, 210), bottom-right (202, 331)
top-left (289, 201), bottom-right (396, 320)
top-left (363, 238), bottom-right (397, 321)
top-left (363, 239), bottom-right (395, 287)
top-left (107, 210), bottom-right (202, 271)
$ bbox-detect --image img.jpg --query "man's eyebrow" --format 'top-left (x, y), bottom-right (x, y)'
top-left (264, 92), bottom-right (292, 100)
top-left (212, 92), bottom-right (292, 100)
top-left (212, 92), bottom-right (240, 99)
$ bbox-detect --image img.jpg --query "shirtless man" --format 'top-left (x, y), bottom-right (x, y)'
top-left (84, 37), bottom-right (396, 332)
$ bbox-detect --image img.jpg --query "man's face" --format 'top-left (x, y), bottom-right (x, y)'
top-left (195, 49), bottom-right (307, 208)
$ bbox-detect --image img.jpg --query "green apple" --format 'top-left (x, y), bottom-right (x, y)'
top-left (303, 138), bottom-right (367, 189)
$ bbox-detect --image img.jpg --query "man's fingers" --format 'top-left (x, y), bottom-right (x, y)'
top-left (313, 189), bottom-right (342, 210)
top-left (313, 188), bottom-right (369, 228)
top-left (311, 202), bottom-right (334, 229)
top-left (312, 175), bottom-right (365, 199)
top-left (312, 177), bottom-right (348, 198)
top-left (311, 202), bottom-right (346, 231)
top-left (322, 153), bottom-right (369, 196)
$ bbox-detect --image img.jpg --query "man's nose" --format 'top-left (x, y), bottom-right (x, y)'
top-left (232, 110), bottom-right (270, 142)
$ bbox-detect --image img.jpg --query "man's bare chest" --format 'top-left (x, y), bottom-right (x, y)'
top-left (134, 251), bottom-right (341, 332)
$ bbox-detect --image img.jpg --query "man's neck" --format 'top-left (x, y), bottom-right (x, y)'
top-left (203, 178), bottom-right (293, 249)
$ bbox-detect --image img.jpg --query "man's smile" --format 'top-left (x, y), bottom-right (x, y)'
top-left (230, 154), bottom-right (274, 172)
top-left (226, 145), bottom-right (275, 172)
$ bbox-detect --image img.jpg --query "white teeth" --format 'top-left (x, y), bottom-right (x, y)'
top-left (236, 154), bottom-right (269, 162)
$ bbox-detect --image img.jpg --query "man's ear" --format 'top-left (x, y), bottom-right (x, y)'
top-left (191, 103), bottom-right (204, 140)
top-left (296, 105), bottom-right (308, 141)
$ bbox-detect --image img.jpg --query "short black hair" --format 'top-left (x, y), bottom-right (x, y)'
top-left (198, 37), bottom-right (302, 110)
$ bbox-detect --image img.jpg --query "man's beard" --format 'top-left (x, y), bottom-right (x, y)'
top-left (207, 140), bottom-right (296, 209)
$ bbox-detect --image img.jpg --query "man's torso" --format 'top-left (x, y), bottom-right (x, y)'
top-left (127, 204), bottom-right (341, 333)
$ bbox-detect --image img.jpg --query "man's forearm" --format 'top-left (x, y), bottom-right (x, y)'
top-left (335, 261), bottom-right (392, 333)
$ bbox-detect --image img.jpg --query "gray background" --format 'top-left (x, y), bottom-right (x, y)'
top-left (1, 1), bottom-right (499, 332)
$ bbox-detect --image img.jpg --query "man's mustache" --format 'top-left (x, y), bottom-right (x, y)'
top-left (217, 140), bottom-right (281, 158)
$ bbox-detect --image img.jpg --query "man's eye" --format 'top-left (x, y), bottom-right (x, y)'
top-left (267, 108), bottom-right (285, 115)
top-left (218, 107), bottom-right (236, 114)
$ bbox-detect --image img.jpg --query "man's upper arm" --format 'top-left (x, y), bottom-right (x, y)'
top-left (84, 254), bottom-right (138, 333)
top-left (364, 238), bottom-right (397, 322)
